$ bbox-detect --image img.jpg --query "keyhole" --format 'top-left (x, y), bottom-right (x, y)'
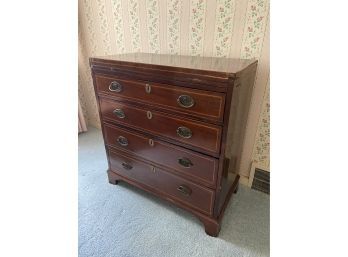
top-left (147, 111), bottom-right (152, 119)
top-left (145, 84), bottom-right (151, 93)
top-left (149, 139), bottom-right (154, 147)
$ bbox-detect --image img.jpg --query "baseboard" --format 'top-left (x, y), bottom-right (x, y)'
top-left (236, 174), bottom-right (248, 186)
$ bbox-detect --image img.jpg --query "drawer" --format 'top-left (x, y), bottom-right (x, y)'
top-left (100, 98), bottom-right (222, 155)
top-left (103, 123), bottom-right (218, 187)
top-left (95, 74), bottom-right (225, 123)
top-left (108, 148), bottom-right (214, 215)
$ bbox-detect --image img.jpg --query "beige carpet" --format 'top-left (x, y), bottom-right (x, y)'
top-left (79, 127), bottom-right (270, 257)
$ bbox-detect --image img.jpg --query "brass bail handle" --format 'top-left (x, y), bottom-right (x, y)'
top-left (177, 95), bottom-right (194, 108)
top-left (113, 108), bottom-right (125, 119)
top-left (117, 136), bottom-right (128, 146)
top-left (178, 157), bottom-right (193, 168)
top-left (176, 126), bottom-right (192, 139)
top-left (122, 162), bottom-right (132, 170)
top-left (177, 185), bottom-right (192, 196)
top-left (109, 81), bottom-right (123, 92)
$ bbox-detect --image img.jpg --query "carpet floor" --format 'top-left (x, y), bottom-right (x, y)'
top-left (79, 127), bottom-right (269, 257)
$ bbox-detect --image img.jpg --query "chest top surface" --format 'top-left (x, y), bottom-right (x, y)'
top-left (90, 53), bottom-right (257, 79)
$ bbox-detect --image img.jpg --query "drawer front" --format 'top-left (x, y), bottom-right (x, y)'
top-left (109, 148), bottom-right (214, 215)
top-left (100, 98), bottom-right (222, 155)
top-left (95, 74), bottom-right (225, 122)
top-left (104, 123), bottom-right (218, 186)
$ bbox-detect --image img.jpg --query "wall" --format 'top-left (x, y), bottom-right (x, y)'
top-left (78, 0), bottom-right (270, 180)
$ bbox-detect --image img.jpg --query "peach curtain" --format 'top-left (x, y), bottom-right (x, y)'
top-left (78, 100), bottom-right (87, 133)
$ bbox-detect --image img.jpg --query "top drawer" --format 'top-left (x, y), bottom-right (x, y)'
top-left (94, 74), bottom-right (225, 123)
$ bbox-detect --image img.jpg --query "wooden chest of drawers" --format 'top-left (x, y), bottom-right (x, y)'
top-left (90, 53), bottom-right (257, 236)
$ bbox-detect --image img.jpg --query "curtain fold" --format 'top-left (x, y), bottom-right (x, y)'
top-left (78, 100), bottom-right (88, 133)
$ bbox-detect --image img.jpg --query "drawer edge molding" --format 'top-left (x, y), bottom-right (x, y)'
top-left (94, 74), bottom-right (226, 122)
top-left (108, 149), bottom-right (215, 215)
top-left (98, 93), bottom-right (224, 125)
top-left (106, 143), bottom-right (218, 188)
top-left (99, 98), bottom-right (222, 155)
top-left (103, 121), bottom-right (219, 187)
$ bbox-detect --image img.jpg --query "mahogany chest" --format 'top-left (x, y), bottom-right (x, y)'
top-left (90, 53), bottom-right (257, 236)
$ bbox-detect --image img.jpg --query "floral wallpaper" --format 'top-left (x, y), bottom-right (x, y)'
top-left (97, 0), bottom-right (112, 55)
top-left (213, 0), bottom-right (235, 57)
top-left (253, 76), bottom-right (270, 170)
top-left (128, 0), bottom-right (141, 51)
top-left (82, 0), bottom-right (97, 56)
top-left (146, 0), bottom-right (160, 53)
top-left (78, 0), bottom-right (270, 177)
top-left (189, 0), bottom-right (206, 56)
top-left (111, 0), bottom-right (126, 53)
top-left (241, 0), bottom-right (269, 59)
top-left (167, 0), bottom-right (181, 54)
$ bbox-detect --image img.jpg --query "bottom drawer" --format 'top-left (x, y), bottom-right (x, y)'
top-left (108, 148), bottom-right (214, 215)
